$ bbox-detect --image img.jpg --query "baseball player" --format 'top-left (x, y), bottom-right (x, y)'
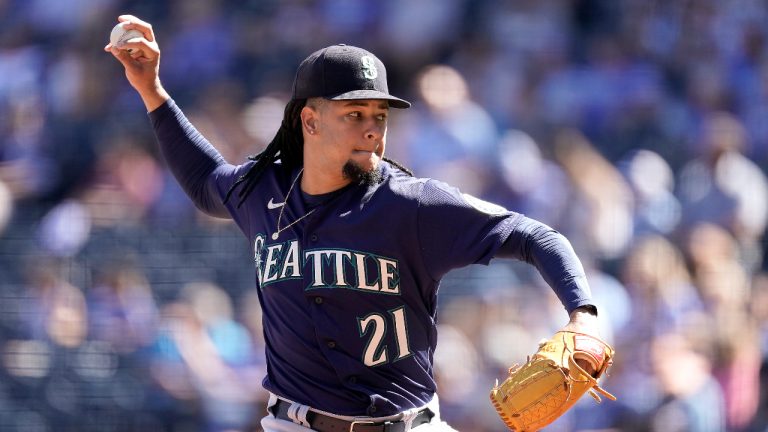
top-left (106, 15), bottom-right (605, 432)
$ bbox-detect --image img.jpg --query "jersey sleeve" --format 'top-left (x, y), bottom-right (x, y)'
top-left (149, 99), bottom-right (236, 219)
top-left (416, 179), bottom-right (521, 279)
top-left (497, 217), bottom-right (594, 313)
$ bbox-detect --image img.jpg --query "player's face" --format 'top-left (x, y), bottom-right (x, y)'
top-left (308, 99), bottom-right (389, 179)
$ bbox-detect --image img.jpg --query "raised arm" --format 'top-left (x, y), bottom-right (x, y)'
top-left (105, 15), bottom-right (230, 217)
top-left (104, 15), bottom-right (169, 111)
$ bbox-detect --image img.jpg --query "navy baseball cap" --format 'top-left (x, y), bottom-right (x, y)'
top-left (291, 44), bottom-right (411, 109)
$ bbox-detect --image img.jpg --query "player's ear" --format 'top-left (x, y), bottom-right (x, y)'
top-left (300, 105), bottom-right (319, 136)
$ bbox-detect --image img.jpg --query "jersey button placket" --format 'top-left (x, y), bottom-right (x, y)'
top-left (326, 340), bottom-right (336, 349)
top-left (310, 233), bottom-right (318, 242)
top-left (314, 296), bottom-right (323, 305)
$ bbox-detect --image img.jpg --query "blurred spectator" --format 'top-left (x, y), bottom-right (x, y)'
top-left (432, 323), bottom-right (483, 430)
top-left (684, 223), bottom-right (750, 313)
top-left (710, 310), bottom-right (761, 431)
top-left (172, 282), bottom-right (263, 432)
top-left (682, 223), bottom-right (761, 430)
top-left (88, 258), bottom-right (159, 354)
top-left (553, 129), bottom-right (634, 259)
top-left (186, 81), bottom-right (265, 165)
top-left (749, 272), bottom-right (768, 431)
top-left (485, 129), bottom-right (571, 227)
top-left (80, 133), bottom-right (166, 226)
top-left (36, 199), bottom-right (91, 257)
top-left (649, 330), bottom-right (726, 432)
top-left (379, 0), bottom-right (465, 67)
top-left (394, 64), bottom-right (499, 196)
top-left (0, 178), bottom-right (12, 235)
top-left (619, 149), bottom-right (681, 237)
top-left (235, 288), bottom-right (269, 407)
top-left (146, 301), bottom-right (204, 431)
top-left (677, 112), bottom-right (768, 271)
top-left (160, 0), bottom-right (237, 98)
top-left (18, 259), bottom-right (88, 348)
top-left (611, 234), bottom-right (705, 416)
top-left (0, 90), bottom-right (58, 201)
top-left (622, 234), bottom-right (704, 334)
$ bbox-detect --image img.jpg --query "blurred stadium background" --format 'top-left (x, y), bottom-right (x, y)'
top-left (1, 0), bottom-right (767, 431)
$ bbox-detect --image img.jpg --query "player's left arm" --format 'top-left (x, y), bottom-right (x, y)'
top-left (416, 180), bottom-right (601, 342)
top-left (497, 217), bottom-right (602, 370)
top-left (497, 217), bottom-right (594, 312)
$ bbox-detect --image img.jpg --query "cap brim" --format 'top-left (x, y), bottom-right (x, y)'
top-left (328, 90), bottom-right (411, 109)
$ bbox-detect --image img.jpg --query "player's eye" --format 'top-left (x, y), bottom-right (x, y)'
top-left (347, 112), bottom-right (361, 119)
top-left (376, 113), bottom-right (388, 121)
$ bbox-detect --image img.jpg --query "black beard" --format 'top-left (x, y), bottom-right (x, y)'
top-left (343, 160), bottom-right (382, 186)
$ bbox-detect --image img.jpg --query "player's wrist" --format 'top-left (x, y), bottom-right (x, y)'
top-left (573, 304), bottom-right (598, 316)
top-left (565, 305), bottom-right (600, 336)
top-left (138, 80), bottom-right (170, 112)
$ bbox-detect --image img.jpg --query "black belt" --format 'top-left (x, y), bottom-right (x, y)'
top-left (270, 399), bottom-right (433, 432)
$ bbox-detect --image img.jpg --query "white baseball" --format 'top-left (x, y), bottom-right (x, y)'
top-left (109, 22), bottom-right (143, 53)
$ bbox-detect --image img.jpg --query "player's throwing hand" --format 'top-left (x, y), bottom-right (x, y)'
top-left (104, 15), bottom-right (168, 111)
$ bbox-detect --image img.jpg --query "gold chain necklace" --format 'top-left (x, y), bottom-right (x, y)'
top-left (272, 168), bottom-right (316, 240)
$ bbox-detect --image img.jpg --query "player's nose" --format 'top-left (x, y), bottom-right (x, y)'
top-left (364, 122), bottom-right (384, 141)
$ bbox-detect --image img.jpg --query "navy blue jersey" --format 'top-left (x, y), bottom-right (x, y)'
top-left (210, 161), bottom-right (518, 417)
top-left (150, 100), bottom-right (593, 417)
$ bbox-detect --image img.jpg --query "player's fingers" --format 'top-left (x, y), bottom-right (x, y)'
top-left (120, 39), bottom-right (159, 59)
top-left (129, 48), bottom-right (154, 62)
top-left (117, 14), bottom-right (156, 42)
top-left (109, 46), bottom-right (135, 68)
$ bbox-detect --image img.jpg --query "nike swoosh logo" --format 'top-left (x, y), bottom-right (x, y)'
top-left (267, 198), bottom-right (285, 210)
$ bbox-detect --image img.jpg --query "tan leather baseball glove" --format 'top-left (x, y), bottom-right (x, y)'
top-left (489, 331), bottom-right (616, 431)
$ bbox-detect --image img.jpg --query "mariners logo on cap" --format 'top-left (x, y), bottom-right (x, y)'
top-left (361, 56), bottom-right (378, 80)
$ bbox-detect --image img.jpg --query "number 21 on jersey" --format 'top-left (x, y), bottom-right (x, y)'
top-left (357, 306), bottom-right (412, 366)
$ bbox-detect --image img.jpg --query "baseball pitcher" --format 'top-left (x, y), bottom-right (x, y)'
top-left (106, 14), bottom-right (614, 432)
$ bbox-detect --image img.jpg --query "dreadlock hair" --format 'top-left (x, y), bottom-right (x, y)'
top-left (223, 98), bottom-right (413, 208)
top-left (224, 99), bottom-right (306, 207)
top-left (384, 158), bottom-right (413, 176)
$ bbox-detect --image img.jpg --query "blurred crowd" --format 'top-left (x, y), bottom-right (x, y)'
top-left (1, 0), bottom-right (768, 431)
